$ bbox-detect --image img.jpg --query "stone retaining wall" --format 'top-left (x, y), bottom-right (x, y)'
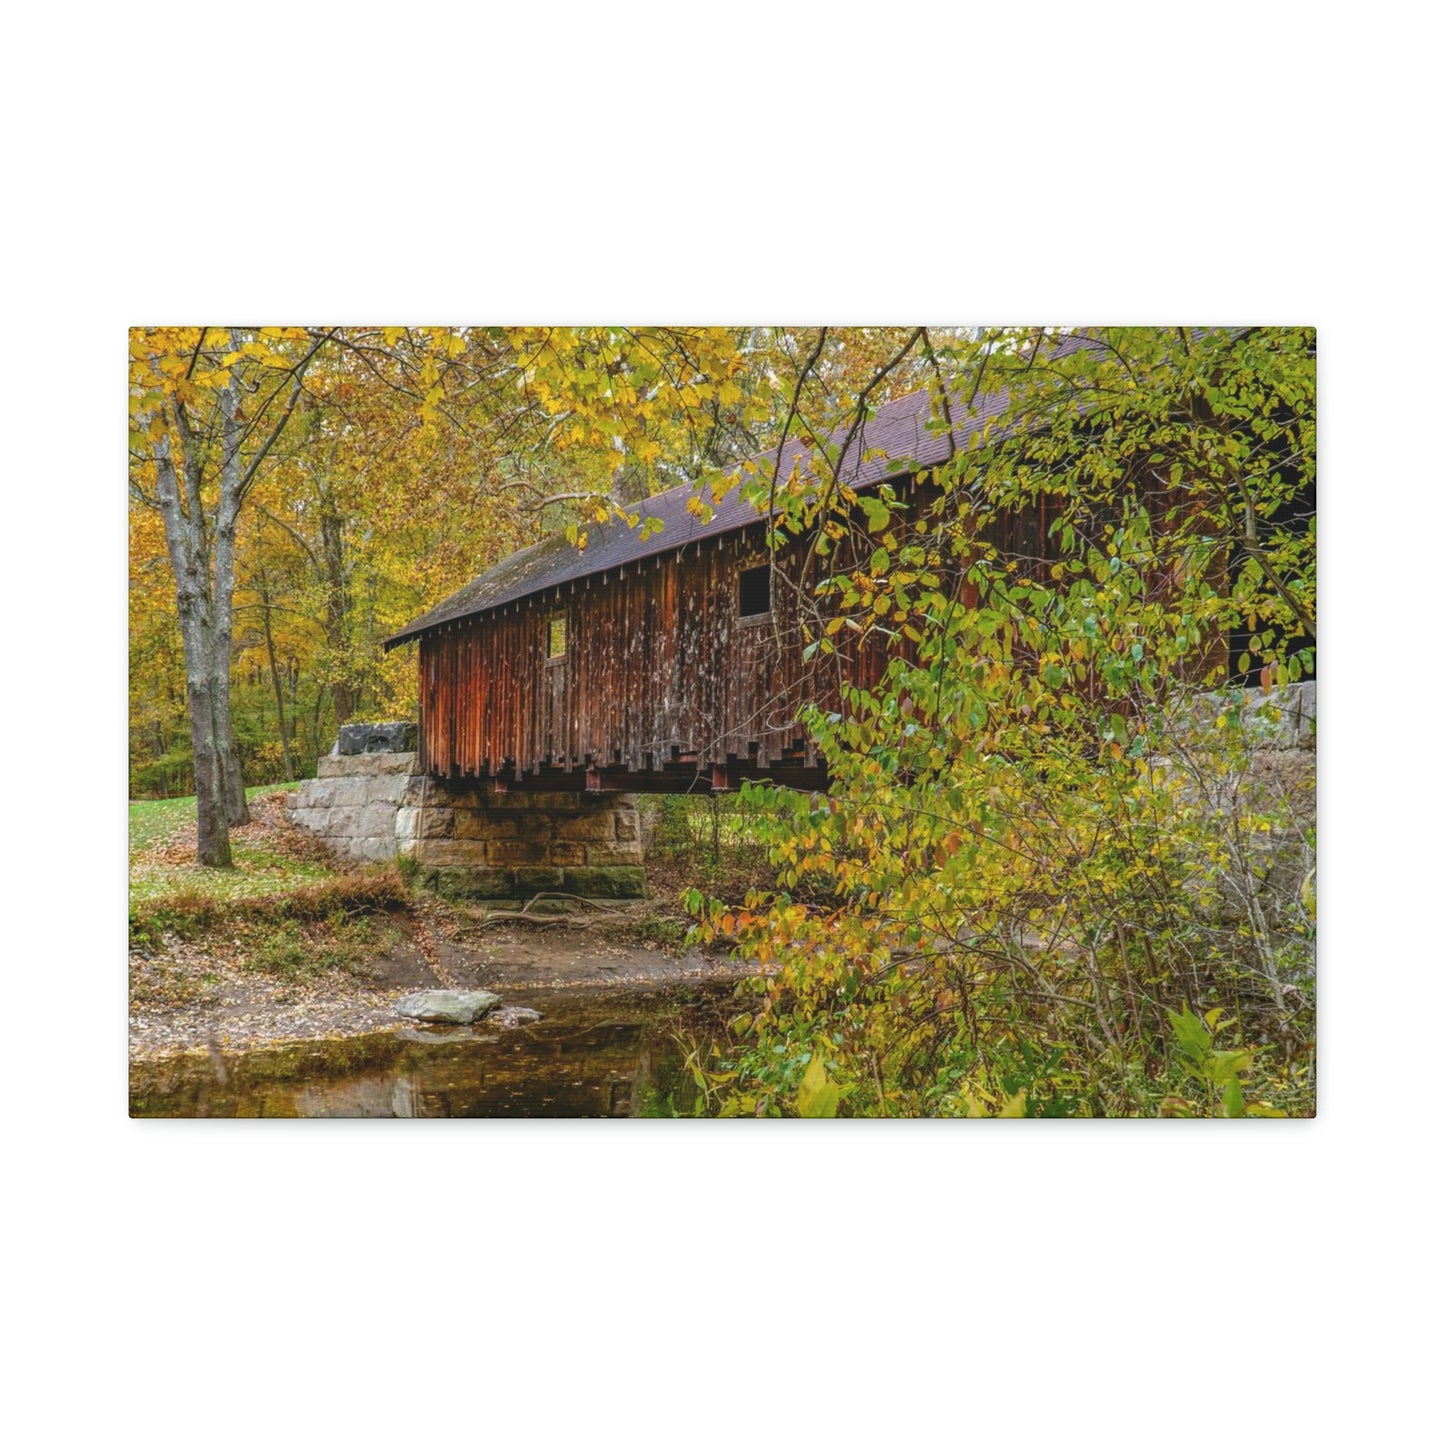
top-left (1235, 681), bottom-right (1316, 819)
top-left (1164, 680), bottom-right (1316, 936)
top-left (1203, 679), bottom-right (1315, 754)
top-left (1172, 680), bottom-right (1316, 795)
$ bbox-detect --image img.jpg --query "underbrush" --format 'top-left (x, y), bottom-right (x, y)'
top-left (129, 871), bottom-right (412, 954)
top-left (640, 793), bottom-right (788, 904)
top-left (243, 913), bottom-right (402, 980)
top-left (678, 696), bottom-right (1317, 1119)
top-left (598, 909), bottom-right (693, 954)
top-left (127, 784), bottom-right (415, 965)
top-left (129, 872), bottom-right (413, 1012)
top-left (672, 970), bottom-right (1314, 1120)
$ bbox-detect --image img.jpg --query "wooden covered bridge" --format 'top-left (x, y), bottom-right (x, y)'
top-left (384, 381), bottom-right (1013, 795)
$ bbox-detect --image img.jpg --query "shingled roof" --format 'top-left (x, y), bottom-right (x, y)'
top-left (384, 376), bottom-right (1014, 651)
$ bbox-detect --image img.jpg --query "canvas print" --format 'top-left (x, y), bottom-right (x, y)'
top-left (128, 327), bottom-right (1316, 1117)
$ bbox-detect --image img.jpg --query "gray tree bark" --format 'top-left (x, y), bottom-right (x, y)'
top-left (216, 360), bottom-right (251, 827)
top-left (151, 428), bottom-right (233, 866)
top-left (255, 540), bottom-right (295, 782)
top-left (137, 328), bottom-right (329, 866)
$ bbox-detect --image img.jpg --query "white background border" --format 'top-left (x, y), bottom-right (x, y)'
top-left (5, 3), bottom-right (1437, 1440)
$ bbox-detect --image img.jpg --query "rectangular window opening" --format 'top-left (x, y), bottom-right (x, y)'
top-left (547, 615), bottom-right (567, 659)
top-left (739, 564), bottom-right (771, 619)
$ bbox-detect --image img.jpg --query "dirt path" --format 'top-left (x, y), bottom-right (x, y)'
top-left (129, 899), bottom-right (754, 1061)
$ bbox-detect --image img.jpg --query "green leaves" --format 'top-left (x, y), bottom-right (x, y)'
top-left (859, 495), bottom-right (893, 533)
top-left (998, 1089), bottom-right (1029, 1119)
top-left (796, 1056), bottom-right (840, 1118)
top-left (659, 328), bottom-right (1314, 1122)
top-left (1167, 1009), bottom-right (1261, 1117)
top-left (1167, 1007), bottom-right (1213, 1065)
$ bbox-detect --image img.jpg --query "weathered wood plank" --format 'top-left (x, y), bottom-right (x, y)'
top-left (414, 495), bottom-right (1012, 788)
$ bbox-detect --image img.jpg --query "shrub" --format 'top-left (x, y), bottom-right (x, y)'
top-left (687, 328), bottom-right (1315, 1118)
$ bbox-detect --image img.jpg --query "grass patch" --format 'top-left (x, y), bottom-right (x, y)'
top-left (129, 852), bottom-right (338, 908)
top-left (129, 782), bottom-right (298, 855)
top-left (128, 783), bottom-right (344, 907)
top-left (128, 793), bottom-right (201, 854)
top-left (603, 911), bottom-right (692, 954)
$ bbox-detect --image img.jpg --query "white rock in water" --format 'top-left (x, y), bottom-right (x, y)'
top-left (395, 990), bottom-right (503, 1025)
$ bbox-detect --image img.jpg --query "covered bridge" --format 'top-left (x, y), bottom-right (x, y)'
top-left (385, 382), bottom-right (1013, 794)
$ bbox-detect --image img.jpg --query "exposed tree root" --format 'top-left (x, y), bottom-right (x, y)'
top-left (453, 891), bottom-right (633, 932)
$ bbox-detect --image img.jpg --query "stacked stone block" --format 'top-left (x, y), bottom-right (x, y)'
top-left (1158, 681), bottom-right (1316, 937)
top-left (285, 743), bottom-right (646, 898)
top-left (397, 776), bottom-right (645, 898)
top-left (285, 750), bottom-right (418, 863)
top-left (1245, 679), bottom-right (1315, 753)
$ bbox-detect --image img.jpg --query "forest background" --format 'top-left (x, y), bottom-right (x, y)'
top-left (127, 325), bottom-right (972, 803)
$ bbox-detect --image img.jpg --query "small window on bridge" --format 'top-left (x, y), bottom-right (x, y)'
top-left (739, 564), bottom-right (771, 619)
top-left (547, 615), bottom-right (567, 659)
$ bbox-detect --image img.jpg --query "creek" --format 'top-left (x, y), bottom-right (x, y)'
top-left (129, 980), bottom-right (738, 1118)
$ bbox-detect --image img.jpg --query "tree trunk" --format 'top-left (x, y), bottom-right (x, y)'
top-left (215, 367), bottom-right (251, 827)
top-left (256, 544), bottom-right (295, 781)
top-left (152, 428), bottom-right (233, 866)
top-left (320, 498), bottom-right (356, 724)
top-left (218, 691), bottom-right (250, 827)
top-left (186, 665), bottom-right (233, 868)
top-left (139, 328), bottom-right (325, 864)
top-left (178, 610), bottom-right (232, 865)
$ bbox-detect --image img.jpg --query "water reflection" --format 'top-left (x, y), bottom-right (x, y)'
top-left (130, 983), bottom-right (731, 1118)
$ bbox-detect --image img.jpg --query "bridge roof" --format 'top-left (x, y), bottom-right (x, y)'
top-left (384, 374), bottom-right (1014, 651)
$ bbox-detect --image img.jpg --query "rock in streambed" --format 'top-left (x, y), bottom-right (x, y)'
top-left (489, 1006), bottom-right (544, 1029)
top-left (395, 990), bottom-right (503, 1025)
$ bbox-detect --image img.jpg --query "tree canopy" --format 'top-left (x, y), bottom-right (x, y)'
top-left (128, 326), bottom-right (961, 830)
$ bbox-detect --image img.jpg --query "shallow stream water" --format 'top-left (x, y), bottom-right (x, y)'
top-left (129, 981), bottom-right (736, 1118)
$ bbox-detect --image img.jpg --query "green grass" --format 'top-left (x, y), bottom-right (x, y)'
top-left (128, 792), bottom-right (199, 853)
top-left (129, 853), bottom-right (339, 907)
top-left (129, 782), bottom-right (296, 854)
top-left (128, 782), bottom-right (340, 907)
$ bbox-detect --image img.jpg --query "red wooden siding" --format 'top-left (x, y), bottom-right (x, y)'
top-left (417, 520), bottom-right (892, 787)
top-left (414, 474), bottom-right (1170, 789)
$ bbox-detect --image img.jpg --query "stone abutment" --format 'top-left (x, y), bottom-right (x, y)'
top-left (286, 728), bottom-right (644, 898)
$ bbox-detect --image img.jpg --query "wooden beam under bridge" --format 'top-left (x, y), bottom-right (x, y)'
top-left (479, 758), bottom-right (828, 795)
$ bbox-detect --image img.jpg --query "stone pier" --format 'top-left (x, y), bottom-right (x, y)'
top-left (286, 724), bottom-right (644, 898)
top-left (397, 776), bottom-right (645, 899)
